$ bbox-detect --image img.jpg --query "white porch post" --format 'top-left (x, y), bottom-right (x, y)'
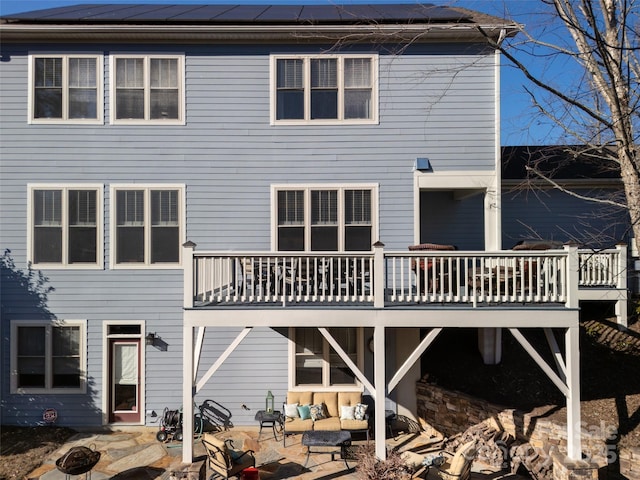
top-left (566, 325), bottom-right (582, 460)
top-left (373, 325), bottom-right (386, 459)
top-left (564, 243), bottom-right (579, 310)
top-left (373, 241), bottom-right (385, 309)
top-left (182, 241), bottom-right (196, 463)
top-left (615, 243), bottom-right (628, 326)
top-left (182, 322), bottom-right (195, 463)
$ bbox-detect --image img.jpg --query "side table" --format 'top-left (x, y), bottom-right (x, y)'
top-left (254, 410), bottom-right (282, 441)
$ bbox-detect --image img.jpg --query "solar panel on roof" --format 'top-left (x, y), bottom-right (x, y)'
top-left (215, 5), bottom-right (271, 21)
top-left (298, 5), bottom-right (345, 22)
top-left (1, 3), bottom-right (472, 23)
top-left (168, 5), bottom-right (234, 20)
top-left (255, 5), bottom-right (304, 22)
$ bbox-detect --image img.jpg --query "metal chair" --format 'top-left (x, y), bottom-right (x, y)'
top-left (201, 433), bottom-right (255, 479)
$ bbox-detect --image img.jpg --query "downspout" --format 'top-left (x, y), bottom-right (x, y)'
top-left (479, 29), bottom-right (506, 365)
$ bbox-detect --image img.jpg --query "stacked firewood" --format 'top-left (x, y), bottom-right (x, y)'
top-left (509, 443), bottom-right (553, 480)
top-left (444, 423), bottom-right (515, 470)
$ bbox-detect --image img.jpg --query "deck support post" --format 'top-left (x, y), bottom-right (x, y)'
top-left (566, 325), bottom-right (581, 460)
top-left (182, 322), bottom-right (194, 464)
top-left (373, 325), bottom-right (386, 459)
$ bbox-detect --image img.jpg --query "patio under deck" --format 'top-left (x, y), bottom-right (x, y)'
top-left (179, 243), bottom-right (628, 465)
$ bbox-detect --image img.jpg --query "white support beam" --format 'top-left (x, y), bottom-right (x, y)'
top-left (196, 327), bottom-right (252, 393)
top-left (508, 328), bottom-right (569, 397)
top-left (388, 328), bottom-right (442, 393)
top-left (193, 326), bottom-right (206, 383)
top-left (182, 323), bottom-right (194, 463)
top-left (373, 326), bottom-right (386, 459)
top-left (318, 328), bottom-right (375, 398)
top-left (544, 328), bottom-right (566, 383)
top-left (566, 326), bottom-right (582, 459)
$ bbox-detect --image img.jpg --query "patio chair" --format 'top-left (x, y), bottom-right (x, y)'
top-left (428, 440), bottom-right (477, 480)
top-left (401, 440), bottom-right (476, 480)
top-left (202, 433), bottom-right (255, 479)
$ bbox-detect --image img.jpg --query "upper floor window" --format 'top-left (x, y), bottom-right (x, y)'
top-left (271, 55), bottom-right (378, 125)
top-left (110, 185), bottom-right (184, 268)
top-left (28, 184), bottom-right (103, 268)
top-left (273, 184), bottom-right (377, 252)
top-left (11, 320), bottom-right (87, 394)
top-left (29, 54), bottom-right (102, 124)
top-left (110, 55), bottom-right (184, 124)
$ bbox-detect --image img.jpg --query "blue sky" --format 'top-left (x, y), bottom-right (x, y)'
top-left (0, 0), bottom-right (564, 145)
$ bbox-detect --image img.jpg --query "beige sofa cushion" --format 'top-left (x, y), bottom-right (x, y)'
top-left (340, 418), bottom-right (369, 431)
top-left (284, 417), bottom-right (314, 432)
top-left (284, 391), bottom-right (366, 433)
top-left (337, 392), bottom-right (361, 408)
top-left (287, 391), bottom-right (313, 406)
top-left (312, 417), bottom-right (342, 431)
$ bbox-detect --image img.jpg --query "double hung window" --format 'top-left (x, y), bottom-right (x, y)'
top-left (11, 320), bottom-right (86, 393)
top-left (272, 54), bottom-right (377, 124)
top-left (28, 185), bottom-right (102, 267)
top-left (275, 185), bottom-right (376, 252)
top-left (291, 327), bottom-right (362, 387)
top-left (111, 55), bottom-right (184, 123)
top-left (111, 185), bottom-right (184, 267)
top-left (29, 54), bottom-right (102, 123)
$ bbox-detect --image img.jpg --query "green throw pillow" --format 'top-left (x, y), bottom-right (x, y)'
top-left (297, 404), bottom-right (311, 420)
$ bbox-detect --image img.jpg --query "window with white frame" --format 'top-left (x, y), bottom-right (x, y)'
top-left (29, 54), bottom-right (102, 123)
top-left (275, 185), bottom-right (375, 252)
top-left (111, 185), bottom-right (184, 267)
top-left (28, 185), bottom-right (102, 267)
top-left (292, 327), bottom-right (361, 387)
top-left (11, 320), bottom-right (86, 393)
top-left (271, 54), bottom-right (377, 124)
top-left (111, 55), bottom-right (184, 123)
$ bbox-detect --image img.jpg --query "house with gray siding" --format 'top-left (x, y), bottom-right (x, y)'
top-left (0, 3), bottom-right (630, 463)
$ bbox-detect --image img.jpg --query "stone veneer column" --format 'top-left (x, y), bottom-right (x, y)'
top-left (551, 451), bottom-right (598, 480)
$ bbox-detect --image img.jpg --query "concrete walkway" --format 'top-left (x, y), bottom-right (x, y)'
top-left (26, 427), bottom-right (529, 480)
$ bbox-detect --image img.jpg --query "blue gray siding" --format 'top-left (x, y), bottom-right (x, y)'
top-left (501, 188), bottom-right (630, 249)
top-left (0, 41), bottom-right (497, 426)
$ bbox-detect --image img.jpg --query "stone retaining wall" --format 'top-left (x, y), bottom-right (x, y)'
top-left (416, 381), bottom-right (639, 478)
top-left (619, 446), bottom-right (640, 479)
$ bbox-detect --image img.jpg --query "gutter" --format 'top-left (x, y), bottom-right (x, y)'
top-left (0, 22), bottom-right (521, 44)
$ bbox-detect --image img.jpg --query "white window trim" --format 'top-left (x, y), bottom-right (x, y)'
top-left (102, 321), bottom-right (146, 426)
top-left (287, 327), bottom-right (364, 391)
top-left (109, 184), bottom-right (185, 269)
top-left (28, 53), bottom-right (104, 125)
top-left (271, 183), bottom-right (379, 252)
top-left (27, 183), bottom-right (104, 269)
top-left (10, 319), bottom-right (88, 394)
top-left (109, 54), bottom-right (186, 125)
top-left (270, 54), bottom-right (379, 126)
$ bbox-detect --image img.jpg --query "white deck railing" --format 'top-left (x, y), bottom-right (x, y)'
top-left (183, 244), bottom-right (627, 309)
